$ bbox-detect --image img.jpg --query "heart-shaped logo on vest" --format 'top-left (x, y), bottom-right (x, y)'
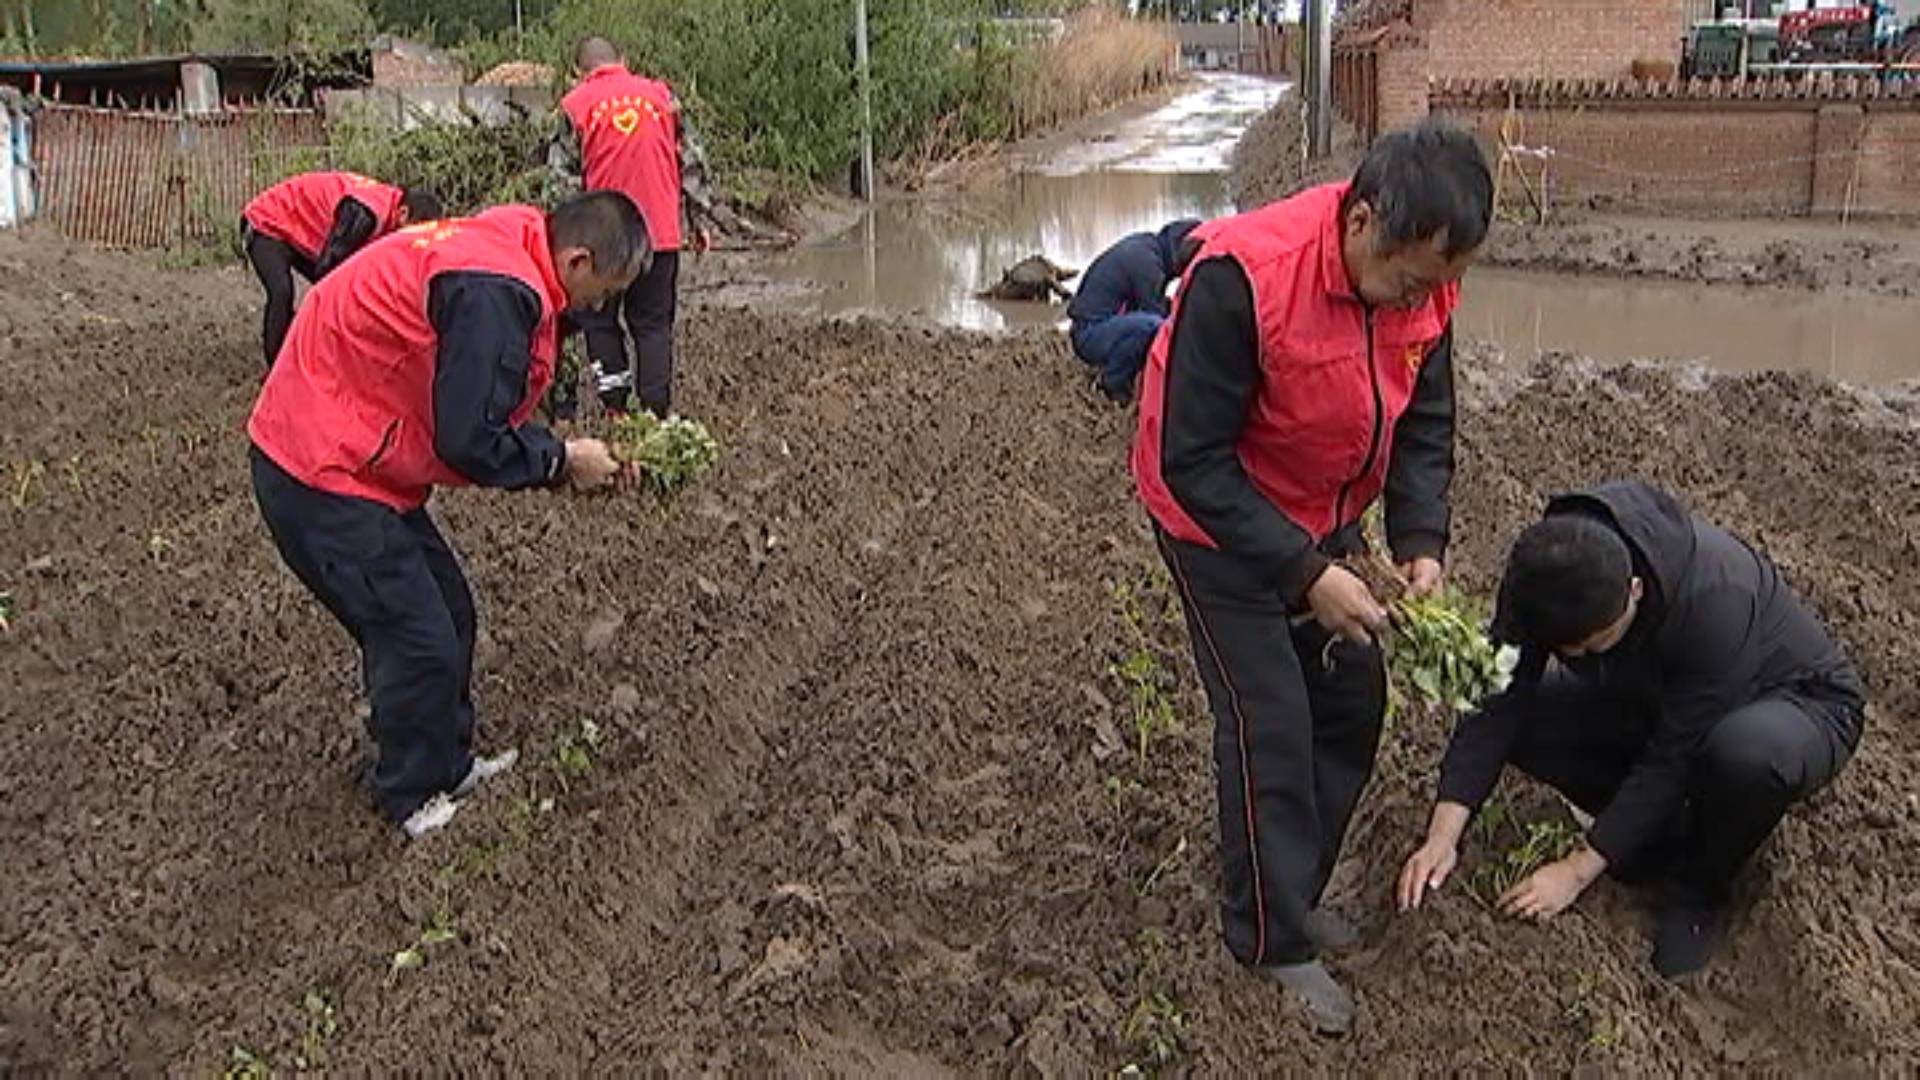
top-left (611, 107), bottom-right (641, 136)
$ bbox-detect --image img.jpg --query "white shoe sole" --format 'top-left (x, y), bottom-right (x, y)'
top-left (453, 748), bottom-right (520, 799)
top-left (402, 794), bottom-right (460, 839)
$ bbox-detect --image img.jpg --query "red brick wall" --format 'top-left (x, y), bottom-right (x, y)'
top-left (1854, 112), bottom-right (1920, 216)
top-left (1377, 37), bottom-right (1431, 133)
top-left (1432, 98), bottom-right (1920, 217)
top-left (1420, 0), bottom-right (1687, 81)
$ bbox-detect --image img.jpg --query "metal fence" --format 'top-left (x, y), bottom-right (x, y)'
top-left (33, 104), bottom-right (326, 248)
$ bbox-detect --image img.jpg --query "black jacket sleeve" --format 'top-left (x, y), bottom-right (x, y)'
top-left (1434, 660), bottom-right (1536, 808)
top-left (1384, 325), bottom-right (1456, 563)
top-left (312, 198), bottom-right (381, 279)
top-left (1587, 587), bottom-right (1761, 865)
top-left (1161, 256), bottom-right (1328, 604)
top-left (426, 271), bottom-right (569, 490)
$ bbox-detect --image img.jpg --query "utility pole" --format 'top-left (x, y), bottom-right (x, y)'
top-left (854, 0), bottom-right (876, 202)
top-left (1303, 0), bottom-right (1332, 157)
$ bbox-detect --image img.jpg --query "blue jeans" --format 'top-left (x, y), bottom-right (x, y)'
top-left (1070, 311), bottom-right (1165, 397)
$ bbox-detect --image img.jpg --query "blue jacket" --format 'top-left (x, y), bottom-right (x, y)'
top-left (1067, 218), bottom-right (1201, 323)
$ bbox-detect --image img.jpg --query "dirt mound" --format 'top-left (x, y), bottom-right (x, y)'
top-left (1225, 97), bottom-right (1359, 212)
top-left (3, 233), bottom-right (1918, 1071)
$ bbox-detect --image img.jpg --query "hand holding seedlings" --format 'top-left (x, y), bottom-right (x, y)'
top-left (1307, 564), bottom-right (1389, 645)
top-left (1396, 556), bottom-right (1444, 599)
top-left (563, 438), bottom-right (623, 492)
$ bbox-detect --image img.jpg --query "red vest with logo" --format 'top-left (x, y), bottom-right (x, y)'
top-left (243, 171), bottom-right (405, 263)
top-left (561, 64), bottom-right (683, 251)
top-left (1133, 183), bottom-right (1459, 549)
top-left (248, 205), bottom-right (564, 511)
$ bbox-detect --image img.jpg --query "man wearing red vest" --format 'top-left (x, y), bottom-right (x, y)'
top-left (1132, 123), bottom-right (1492, 1034)
top-left (559, 36), bottom-right (715, 418)
top-left (248, 191), bottom-right (648, 838)
top-left (242, 170), bottom-right (442, 368)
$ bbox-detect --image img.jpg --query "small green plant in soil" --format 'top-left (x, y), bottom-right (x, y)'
top-left (222, 1045), bottom-right (272, 1080)
top-left (1564, 969), bottom-right (1622, 1054)
top-left (0, 591), bottom-right (13, 633)
top-left (1108, 579), bottom-right (1182, 766)
top-left (1468, 816), bottom-right (1582, 907)
top-left (293, 989), bottom-right (340, 1070)
top-left (61, 456), bottom-right (85, 496)
top-left (1139, 835), bottom-right (1189, 897)
top-left (9, 459), bottom-right (44, 510)
top-left (552, 718), bottom-right (604, 788)
top-left (1122, 993), bottom-right (1186, 1072)
top-left (1120, 929), bottom-right (1186, 1073)
top-left (609, 413), bottom-right (720, 496)
top-left (388, 909), bottom-right (460, 982)
top-left (1110, 648), bottom-right (1178, 766)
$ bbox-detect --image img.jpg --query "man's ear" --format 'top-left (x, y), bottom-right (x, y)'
top-left (1343, 199), bottom-right (1373, 240)
top-left (1628, 576), bottom-right (1646, 604)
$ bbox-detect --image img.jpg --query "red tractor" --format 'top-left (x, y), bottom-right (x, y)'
top-left (1779, 4), bottom-right (1920, 65)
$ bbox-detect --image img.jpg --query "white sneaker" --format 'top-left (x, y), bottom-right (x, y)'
top-left (402, 794), bottom-right (460, 839)
top-left (452, 748), bottom-right (519, 799)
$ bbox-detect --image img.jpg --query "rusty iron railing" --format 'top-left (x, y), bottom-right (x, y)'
top-left (33, 104), bottom-right (327, 248)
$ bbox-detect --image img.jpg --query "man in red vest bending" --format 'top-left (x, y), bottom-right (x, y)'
top-left (1132, 123), bottom-right (1492, 1035)
top-left (248, 191), bottom-right (648, 838)
top-left (242, 170), bottom-right (442, 368)
top-left (560, 36), bottom-right (715, 418)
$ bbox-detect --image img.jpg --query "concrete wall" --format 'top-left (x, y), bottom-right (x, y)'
top-left (1419, 0), bottom-right (1689, 81)
top-left (324, 85), bottom-right (555, 130)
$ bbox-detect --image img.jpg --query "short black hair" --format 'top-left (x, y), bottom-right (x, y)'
top-left (402, 187), bottom-right (443, 222)
top-left (576, 36), bottom-right (621, 72)
top-left (1342, 120), bottom-right (1493, 259)
top-left (549, 190), bottom-right (652, 278)
top-left (1493, 515), bottom-right (1634, 649)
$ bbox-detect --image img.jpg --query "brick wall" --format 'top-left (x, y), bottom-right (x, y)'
top-left (1853, 111), bottom-right (1920, 216)
top-left (1377, 34), bottom-right (1430, 133)
top-left (1431, 83), bottom-right (1920, 217)
top-left (1419, 0), bottom-right (1688, 81)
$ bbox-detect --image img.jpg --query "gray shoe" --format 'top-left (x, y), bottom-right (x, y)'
top-left (1304, 908), bottom-right (1359, 952)
top-left (1253, 960), bottom-right (1354, 1036)
top-left (452, 748), bottom-right (519, 799)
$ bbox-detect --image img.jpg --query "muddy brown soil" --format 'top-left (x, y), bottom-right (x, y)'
top-left (1228, 103), bottom-right (1920, 298)
top-left (3, 226), bottom-right (1919, 1072)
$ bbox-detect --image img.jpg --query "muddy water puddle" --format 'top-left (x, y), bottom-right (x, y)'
top-left (1458, 269), bottom-right (1920, 384)
top-left (756, 72), bottom-right (1920, 383)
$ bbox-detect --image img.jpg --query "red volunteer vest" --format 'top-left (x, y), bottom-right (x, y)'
top-left (1133, 183), bottom-right (1459, 549)
top-left (248, 205), bottom-right (564, 512)
top-left (560, 64), bottom-right (684, 251)
top-left (243, 171), bottom-right (405, 263)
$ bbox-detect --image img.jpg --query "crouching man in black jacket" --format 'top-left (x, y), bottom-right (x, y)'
top-left (1396, 481), bottom-right (1864, 976)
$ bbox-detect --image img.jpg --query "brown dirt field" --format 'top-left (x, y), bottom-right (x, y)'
top-left (3, 225), bottom-right (1919, 1072)
top-left (1227, 104), bottom-right (1920, 298)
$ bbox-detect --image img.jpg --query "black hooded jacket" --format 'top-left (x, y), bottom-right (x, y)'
top-left (1438, 481), bottom-right (1865, 865)
top-left (1066, 219), bottom-right (1200, 323)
